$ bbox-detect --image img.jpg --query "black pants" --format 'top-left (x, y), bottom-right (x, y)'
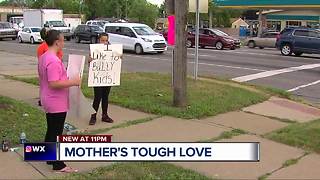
top-left (92, 87), bottom-right (111, 114)
top-left (45, 112), bottom-right (67, 170)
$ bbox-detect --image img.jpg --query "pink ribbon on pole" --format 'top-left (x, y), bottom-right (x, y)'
top-left (167, 15), bottom-right (175, 46)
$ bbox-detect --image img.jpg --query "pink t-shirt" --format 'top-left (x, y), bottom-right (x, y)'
top-left (38, 51), bottom-right (69, 113)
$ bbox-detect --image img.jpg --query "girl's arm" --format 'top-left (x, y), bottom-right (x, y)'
top-left (88, 54), bottom-right (93, 63)
top-left (49, 76), bottom-right (81, 89)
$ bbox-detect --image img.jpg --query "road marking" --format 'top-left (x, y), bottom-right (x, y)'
top-left (232, 63), bottom-right (320, 82)
top-left (64, 47), bottom-right (266, 72)
top-left (126, 55), bottom-right (266, 72)
top-left (195, 62), bottom-right (266, 72)
top-left (287, 80), bottom-right (320, 92)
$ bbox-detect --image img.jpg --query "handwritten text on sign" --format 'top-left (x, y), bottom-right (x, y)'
top-left (88, 44), bottom-right (122, 87)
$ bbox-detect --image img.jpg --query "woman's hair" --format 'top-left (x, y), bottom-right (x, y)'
top-left (99, 32), bottom-right (108, 39)
top-left (40, 28), bottom-right (47, 40)
top-left (45, 30), bottom-right (62, 46)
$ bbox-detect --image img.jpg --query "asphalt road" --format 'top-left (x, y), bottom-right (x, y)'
top-left (0, 39), bottom-right (319, 106)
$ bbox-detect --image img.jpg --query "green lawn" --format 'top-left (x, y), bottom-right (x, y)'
top-left (265, 119), bottom-right (320, 153)
top-left (6, 73), bottom-right (269, 119)
top-left (0, 96), bottom-right (46, 145)
top-left (63, 162), bottom-right (210, 180)
top-left (6, 75), bottom-right (39, 86)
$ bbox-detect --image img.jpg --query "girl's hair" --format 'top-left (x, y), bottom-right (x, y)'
top-left (99, 33), bottom-right (108, 39)
top-left (40, 28), bottom-right (47, 40)
top-left (45, 30), bottom-right (62, 46)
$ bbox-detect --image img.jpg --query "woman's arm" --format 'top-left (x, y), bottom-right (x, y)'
top-left (49, 76), bottom-right (81, 89)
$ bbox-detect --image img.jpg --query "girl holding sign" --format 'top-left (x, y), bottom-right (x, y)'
top-left (89, 33), bottom-right (114, 125)
top-left (38, 30), bottom-right (80, 173)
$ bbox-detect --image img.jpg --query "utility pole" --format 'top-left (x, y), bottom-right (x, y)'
top-left (166, 0), bottom-right (188, 107)
top-left (209, 7), bottom-right (213, 28)
top-left (125, 0), bottom-right (128, 19)
top-left (194, 0), bottom-right (200, 80)
top-left (51, 0), bottom-right (55, 8)
top-left (258, 9), bottom-right (263, 37)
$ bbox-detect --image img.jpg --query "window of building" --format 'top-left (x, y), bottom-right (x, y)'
top-left (267, 21), bottom-right (281, 32)
top-left (307, 22), bottom-right (319, 28)
top-left (286, 21), bottom-right (302, 28)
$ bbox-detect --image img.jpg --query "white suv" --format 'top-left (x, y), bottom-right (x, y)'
top-left (86, 20), bottom-right (109, 28)
top-left (104, 23), bottom-right (167, 54)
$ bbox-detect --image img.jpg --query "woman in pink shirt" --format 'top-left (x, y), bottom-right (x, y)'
top-left (38, 30), bottom-right (80, 173)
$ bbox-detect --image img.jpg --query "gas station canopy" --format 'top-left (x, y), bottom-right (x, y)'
top-left (215, 0), bottom-right (320, 9)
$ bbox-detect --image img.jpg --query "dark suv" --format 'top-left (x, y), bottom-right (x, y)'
top-left (74, 25), bottom-right (104, 44)
top-left (276, 27), bottom-right (320, 56)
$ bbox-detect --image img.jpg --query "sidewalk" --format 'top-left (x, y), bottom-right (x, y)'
top-left (2, 76), bottom-right (320, 179)
top-left (1, 52), bottom-right (320, 179)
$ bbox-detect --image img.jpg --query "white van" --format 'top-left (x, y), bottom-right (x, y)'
top-left (104, 23), bottom-right (167, 54)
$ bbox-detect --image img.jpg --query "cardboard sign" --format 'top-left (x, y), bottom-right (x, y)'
top-left (67, 54), bottom-right (87, 118)
top-left (67, 54), bottom-right (85, 80)
top-left (88, 44), bottom-right (123, 87)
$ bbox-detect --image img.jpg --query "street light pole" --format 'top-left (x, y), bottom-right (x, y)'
top-left (126, 0), bottom-right (128, 19)
top-left (194, 0), bottom-right (200, 80)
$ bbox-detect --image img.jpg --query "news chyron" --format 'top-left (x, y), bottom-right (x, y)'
top-left (24, 135), bottom-right (260, 162)
top-left (24, 143), bottom-right (57, 161)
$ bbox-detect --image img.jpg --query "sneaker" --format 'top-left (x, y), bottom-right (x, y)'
top-left (89, 113), bottom-right (97, 125)
top-left (102, 114), bottom-right (114, 123)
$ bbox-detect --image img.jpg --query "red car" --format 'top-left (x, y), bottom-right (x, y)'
top-left (187, 28), bottom-right (240, 50)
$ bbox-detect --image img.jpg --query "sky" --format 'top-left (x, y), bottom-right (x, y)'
top-left (147, 0), bottom-right (164, 7)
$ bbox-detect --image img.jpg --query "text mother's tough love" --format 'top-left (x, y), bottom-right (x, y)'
top-left (88, 44), bottom-right (123, 87)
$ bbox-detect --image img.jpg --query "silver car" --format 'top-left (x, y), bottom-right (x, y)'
top-left (0, 22), bottom-right (17, 40)
top-left (245, 32), bottom-right (280, 49)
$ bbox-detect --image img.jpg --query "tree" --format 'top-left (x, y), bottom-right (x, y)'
top-left (16, 0), bottom-right (160, 25)
top-left (83, 0), bottom-right (130, 20)
top-left (0, 0), bottom-right (27, 6)
top-left (25, 0), bottom-right (49, 8)
top-left (83, 0), bottom-right (100, 19)
top-left (54, 0), bottom-right (81, 14)
top-left (128, 0), bottom-right (158, 27)
top-left (158, 2), bottom-right (165, 18)
top-left (187, 0), bottom-right (243, 28)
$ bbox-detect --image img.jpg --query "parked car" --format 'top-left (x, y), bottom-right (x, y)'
top-left (104, 23), bottom-right (167, 54)
top-left (160, 28), bottom-right (194, 42)
top-left (24, 9), bottom-right (72, 41)
top-left (0, 22), bottom-right (17, 40)
top-left (74, 25), bottom-right (104, 44)
top-left (276, 27), bottom-right (320, 56)
top-left (187, 28), bottom-right (241, 50)
top-left (18, 27), bottom-right (42, 44)
top-left (245, 32), bottom-right (280, 49)
top-left (160, 29), bottom-right (168, 41)
top-left (86, 20), bottom-right (109, 29)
